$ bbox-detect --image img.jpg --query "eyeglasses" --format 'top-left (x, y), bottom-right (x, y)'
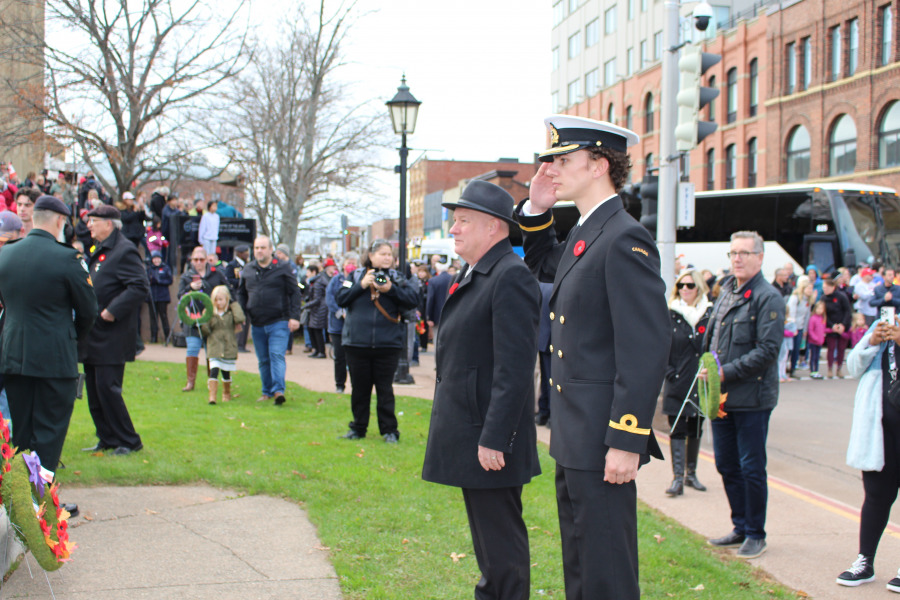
top-left (191, 257), bottom-right (206, 262)
top-left (726, 251), bottom-right (761, 260)
top-left (676, 282), bottom-right (697, 290)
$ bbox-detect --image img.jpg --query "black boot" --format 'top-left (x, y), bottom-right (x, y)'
top-left (685, 437), bottom-right (707, 491)
top-left (666, 438), bottom-right (686, 496)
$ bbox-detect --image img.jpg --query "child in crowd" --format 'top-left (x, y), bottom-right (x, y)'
top-left (779, 304), bottom-right (798, 382)
top-left (849, 312), bottom-right (868, 348)
top-left (807, 300), bottom-right (827, 379)
top-left (200, 285), bottom-right (245, 405)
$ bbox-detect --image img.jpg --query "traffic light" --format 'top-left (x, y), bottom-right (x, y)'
top-left (638, 173), bottom-right (659, 235)
top-left (340, 214), bottom-right (349, 236)
top-left (675, 43), bottom-right (721, 152)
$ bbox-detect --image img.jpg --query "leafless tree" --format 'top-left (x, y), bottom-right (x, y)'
top-left (219, 0), bottom-right (392, 253)
top-left (0, 0), bottom-right (250, 199)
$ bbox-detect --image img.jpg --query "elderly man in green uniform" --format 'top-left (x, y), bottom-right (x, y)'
top-left (0, 196), bottom-right (97, 489)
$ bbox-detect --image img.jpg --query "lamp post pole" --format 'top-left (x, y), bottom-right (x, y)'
top-left (657, 0), bottom-right (681, 295)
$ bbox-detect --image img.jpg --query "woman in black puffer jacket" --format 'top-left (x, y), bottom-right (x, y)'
top-left (336, 241), bottom-right (418, 443)
top-left (662, 270), bottom-right (713, 497)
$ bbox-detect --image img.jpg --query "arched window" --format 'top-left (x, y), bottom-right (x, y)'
top-left (786, 126), bottom-right (811, 182)
top-left (726, 68), bottom-right (738, 123)
top-left (645, 152), bottom-right (654, 172)
top-left (879, 101), bottom-right (900, 168)
top-left (625, 105), bottom-right (633, 131)
top-left (708, 76), bottom-right (716, 121)
top-left (706, 148), bottom-right (715, 190)
top-left (829, 114), bottom-right (857, 175)
top-left (608, 103), bottom-right (616, 124)
top-left (749, 59), bottom-right (758, 116)
top-left (747, 137), bottom-right (758, 187)
top-left (644, 93), bottom-right (654, 133)
top-left (725, 144), bottom-right (736, 189)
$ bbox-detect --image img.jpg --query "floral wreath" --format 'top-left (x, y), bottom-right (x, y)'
top-left (0, 419), bottom-right (75, 571)
top-left (177, 291), bottom-right (214, 326)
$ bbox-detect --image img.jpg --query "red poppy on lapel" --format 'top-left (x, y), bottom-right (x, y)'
top-left (449, 282), bottom-right (459, 295)
top-left (743, 289), bottom-right (751, 299)
top-left (272, 259), bottom-right (278, 264)
top-left (832, 298), bottom-right (837, 303)
top-left (697, 325), bottom-right (706, 334)
top-left (573, 240), bottom-right (586, 256)
top-left (98, 254), bottom-right (106, 262)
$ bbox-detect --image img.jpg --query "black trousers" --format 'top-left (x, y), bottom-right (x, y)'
top-left (462, 486), bottom-right (530, 600)
top-left (236, 301), bottom-right (249, 350)
top-left (308, 328), bottom-right (326, 355)
top-left (343, 346), bottom-right (400, 437)
top-left (667, 414), bottom-right (704, 440)
top-left (556, 464), bottom-right (640, 600)
top-left (147, 300), bottom-right (170, 340)
top-left (329, 333), bottom-right (348, 387)
top-left (84, 364), bottom-right (142, 450)
top-left (860, 394), bottom-right (900, 557)
top-left (5, 375), bottom-right (77, 472)
top-left (537, 351), bottom-right (551, 418)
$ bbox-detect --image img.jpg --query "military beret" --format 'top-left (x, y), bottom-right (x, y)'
top-left (34, 195), bottom-right (71, 217)
top-left (0, 210), bottom-right (23, 234)
top-left (86, 204), bottom-right (121, 220)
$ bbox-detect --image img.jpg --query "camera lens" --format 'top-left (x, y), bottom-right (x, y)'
top-left (374, 273), bottom-right (388, 286)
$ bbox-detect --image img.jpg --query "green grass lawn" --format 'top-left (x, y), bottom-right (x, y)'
top-left (57, 361), bottom-right (800, 599)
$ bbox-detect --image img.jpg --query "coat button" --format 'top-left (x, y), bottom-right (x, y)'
top-left (556, 384), bottom-right (562, 392)
top-left (436, 376), bottom-right (442, 383)
top-left (549, 378), bottom-right (553, 385)
top-left (550, 312), bottom-right (555, 320)
top-left (550, 344), bottom-right (554, 352)
top-left (560, 315), bottom-right (565, 324)
top-left (558, 350), bottom-right (563, 358)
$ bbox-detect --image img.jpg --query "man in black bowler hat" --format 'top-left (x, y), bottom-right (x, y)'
top-left (78, 203), bottom-right (148, 455)
top-left (0, 195), bottom-right (97, 514)
top-left (423, 179), bottom-right (541, 600)
top-left (516, 115), bottom-right (670, 599)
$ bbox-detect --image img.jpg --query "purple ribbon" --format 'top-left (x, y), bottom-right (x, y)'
top-left (22, 452), bottom-right (44, 499)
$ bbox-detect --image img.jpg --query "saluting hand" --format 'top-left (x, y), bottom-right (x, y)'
top-left (529, 162), bottom-right (558, 213)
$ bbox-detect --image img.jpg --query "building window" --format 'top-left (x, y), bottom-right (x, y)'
top-left (644, 92), bottom-right (654, 133)
top-left (586, 18), bottom-right (600, 47)
top-left (604, 58), bottom-right (617, 87)
top-left (568, 31), bottom-right (582, 59)
top-left (725, 144), bottom-right (736, 189)
top-left (726, 67), bottom-right (737, 123)
top-left (640, 40), bottom-right (649, 68)
top-left (608, 103), bottom-right (616, 123)
top-left (801, 37), bottom-right (812, 90)
top-left (553, 1), bottom-right (564, 25)
top-left (747, 137), bottom-right (758, 187)
top-left (706, 148), bottom-right (715, 190)
top-left (708, 75), bottom-right (716, 121)
top-left (829, 114), bottom-right (857, 175)
top-left (654, 31), bottom-right (663, 60)
top-left (628, 0), bottom-right (635, 20)
top-left (626, 47), bottom-right (634, 75)
top-left (585, 68), bottom-right (600, 97)
top-left (569, 0), bottom-right (579, 13)
top-left (626, 105), bottom-right (633, 131)
top-left (567, 79), bottom-right (581, 106)
top-left (786, 125), bottom-right (811, 182)
top-left (879, 101), bottom-right (900, 168)
top-left (831, 25), bottom-right (842, 81)
top-left (749, 58), bottom-right (758, 116)
top-left (848, 19), bottom-right (859, 76)
top-left (882, 4), bottom-right (893, 66)
top-left (605, 6), bottom-right (617, 35)
top-left (641, 0), bottom-right (648, 12)
top-left (786, 42), bottom-right (796, 94)
top-left (551, 92), bottom-right (559, 113)
top-left (552, 47), bottom-right (559, 71)
top-left (646, 153), bottom-right (655, 173)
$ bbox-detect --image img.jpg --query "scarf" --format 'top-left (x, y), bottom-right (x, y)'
top-left (669, 296), bottom-right (712, 329)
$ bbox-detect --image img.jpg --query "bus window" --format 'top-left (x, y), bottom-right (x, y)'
top-left (807, 239), bottom-right (837, 274)
top-left (837, 194), bottom-right (880, 265)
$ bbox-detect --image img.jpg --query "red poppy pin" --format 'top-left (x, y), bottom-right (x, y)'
top-left (743, 289), bottom-right (751, 299)
top-left (449, 282), bottom-right (459, 295)
top-left (272, 258), bottom-right (278, 264)
top-left (698, 325), bottom-right (706, 334)
top-left (573, 240), bottom-right (586, 256)
top-left (832, 298), bottom-right (837, 303)
top-left (98, 254), bottom-right (106, 262)
top-left (210, 266), bottom-right (216, 272)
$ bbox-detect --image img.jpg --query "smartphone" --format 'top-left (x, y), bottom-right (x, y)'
top-left (882, 306), bottom-right (895, 324)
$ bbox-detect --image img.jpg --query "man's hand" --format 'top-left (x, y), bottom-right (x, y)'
top-left (100, 308), bottom-right (115, 322)
top-left (886, 291), bottom-right (893, 302)
top-left (288, 319), bottom-right (300, 332)
top-left (190, 279), bottom-right (203, 291)
top-left (360, 269), bottom-right (375, 289)
top-left (477, 445), bottom-right (506, 471)
top-left (528, 162), bottom-right (558, 213)
top-left (698, 366), bottom-right (724, 382)
top-left (604, 448), bottom-right (640, 484)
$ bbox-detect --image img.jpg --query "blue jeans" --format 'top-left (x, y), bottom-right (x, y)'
top-left (186, 335), bottom-right (203, 358)
top-left (252, 321), bottom-right (290, 397)
top-left (711, 409), bottom-right (772, 540)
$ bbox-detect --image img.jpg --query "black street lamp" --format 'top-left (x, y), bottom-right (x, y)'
top-left (386, 76), bottom-right (421, 385)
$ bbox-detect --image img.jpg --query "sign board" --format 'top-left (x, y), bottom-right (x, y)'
top-left (677, 181), bottom-right (695, 228)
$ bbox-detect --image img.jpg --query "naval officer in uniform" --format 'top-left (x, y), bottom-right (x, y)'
top-left (515, 116), bottom-right (670, 599)
top-left (423, 180), bottom-right (541, 600)
top-left (0, 195), bottom-right (98, 475)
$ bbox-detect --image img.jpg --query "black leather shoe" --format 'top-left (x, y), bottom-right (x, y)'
top-left (737, 537), bottom-right (767, 558)
top-left (62, 503), bottom-right (79, 517)
top-left (273, 394), bottom-right (286, 406)
top-left (113, 444), bottom-right (143, 456)
top-left (708, 530), bottom-right (745, 548)
top-left (340, 430), bottom-right (364, 440)
top-left (81, 443), bottom-right (112, 452)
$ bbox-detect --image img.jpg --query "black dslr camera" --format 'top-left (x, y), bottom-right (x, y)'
top-left (373, 269), bottom-right (391, 286)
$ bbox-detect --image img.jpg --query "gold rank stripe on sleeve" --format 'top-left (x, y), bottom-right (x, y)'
top-left (518, 215), bottom-right (555, 232)
top-left (608, 414), bottom-right (651, 435)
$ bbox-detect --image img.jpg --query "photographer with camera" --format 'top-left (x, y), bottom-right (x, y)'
top-left (336, 240), bottom-right (418, 443)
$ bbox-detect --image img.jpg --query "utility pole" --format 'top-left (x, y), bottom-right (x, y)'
top-left (657, 0), bottom-right (682, 296)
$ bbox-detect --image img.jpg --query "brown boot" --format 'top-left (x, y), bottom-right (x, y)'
top-left (182, 357), bottom-right (199, 391)
top-left (222, 381), bottom-right (232, 402)
top-left (208, 379), bottom-right (218, 404)
top-left (836, 366), bottom-right (845, 379)
top-left (827, 366), bottom-right (833, 379)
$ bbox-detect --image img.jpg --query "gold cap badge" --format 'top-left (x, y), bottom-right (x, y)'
top-left (550, 123), bottom-right (559, 146)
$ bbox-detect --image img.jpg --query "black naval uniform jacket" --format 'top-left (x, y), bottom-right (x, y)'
top-left (516, 196), bottom-right (669, 469)
top-left (0, 230), bottom-right (98, 378)
top-left (422, 239), bottom-right (542, 489)
top-left (78, 228), bottom-right (150, 365)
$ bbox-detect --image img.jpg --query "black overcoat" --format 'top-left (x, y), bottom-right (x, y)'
top-left (662, 304), bottom-right (713, 416)
top-left (78, 228), bottom-right (150, 365)
top-left (422, 239), bottom-right (542, 489)
top-left (517, 196), bottom-right (670, 470)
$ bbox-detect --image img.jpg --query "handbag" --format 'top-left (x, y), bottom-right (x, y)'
top-left (300, 306), bottom-right (311, 327)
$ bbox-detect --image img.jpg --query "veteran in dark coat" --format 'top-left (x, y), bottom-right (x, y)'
top-left (78, 204), bottom-right (149, 455)
top-left (423, 180), bottom-right (541, 600)
top-left (515, 116), bottom-right (670, 600)
top-left (0, 196), bottom-right (97, 474)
